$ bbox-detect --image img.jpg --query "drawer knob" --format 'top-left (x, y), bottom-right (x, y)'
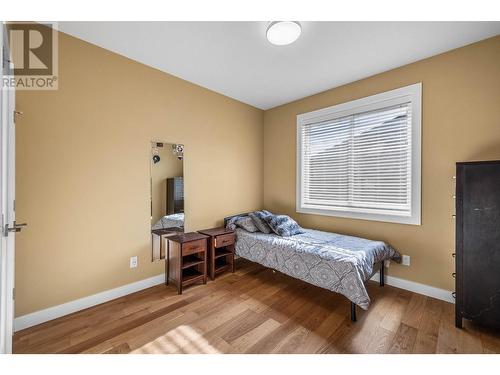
top-left (451, 253), bottom-right (456, 258)
top-left (452, 292), bottom-right (456, 299)
top-left (452, 272), bottom-right (456, 278)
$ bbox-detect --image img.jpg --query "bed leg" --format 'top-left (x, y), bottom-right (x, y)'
top-left (380, 260), bottom-right (385, 286)
top-left (350, 302), bottom-right (357, 322)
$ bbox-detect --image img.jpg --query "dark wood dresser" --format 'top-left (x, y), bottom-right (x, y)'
top-left (166, 177), bottom-right (184, 214)
top-left (198, 228), bottom-right (235, 280)
top-left (455, 160), bottom-right (500, 329)
top-left (166, 232), bottom-right (209, 294)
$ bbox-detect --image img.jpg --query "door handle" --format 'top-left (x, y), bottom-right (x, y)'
top-left (4, 221), bottom-right (28, 235)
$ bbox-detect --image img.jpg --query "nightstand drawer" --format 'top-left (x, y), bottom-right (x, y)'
top-left (182, 239), bottom-right (207, 256)
top-left (215, 233), bottom-right (235, 248)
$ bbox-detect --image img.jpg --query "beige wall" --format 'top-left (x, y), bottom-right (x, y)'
top-left (263, 36), bottom-right (500, 292)
top-left (150, 144), bottom-right (183, 224)
top-left (15, 31), bottom-right (264, 316)
top-left (15, 30), bottom-right (500, 317)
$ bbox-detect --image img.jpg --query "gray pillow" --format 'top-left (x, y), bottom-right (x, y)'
top-left (249, 210), bottom-right (273, 234)
top-left (225, 216), bottom-right (243, 230)
top-left (235, 216), bottom-right (260, 233)
top-left (264, 215), bottom-right (305, 237)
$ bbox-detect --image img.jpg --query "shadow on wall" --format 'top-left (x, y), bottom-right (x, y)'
top-left (466, 142), bottom-right (500, 161)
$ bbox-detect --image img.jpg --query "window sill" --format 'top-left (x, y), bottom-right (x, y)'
top-left (296, 206), bottom-right (421, 225)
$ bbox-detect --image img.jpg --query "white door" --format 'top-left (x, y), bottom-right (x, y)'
top-left (0, 23), bottom-right (21, 354)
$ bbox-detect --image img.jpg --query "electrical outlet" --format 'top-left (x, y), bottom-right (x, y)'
top-left (402, 255), bottom-right (411, 266)
top-left (130, 256), bottom-right (138, 269)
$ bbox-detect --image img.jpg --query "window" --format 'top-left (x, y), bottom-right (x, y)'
top-left (296, 83), bottom-right (421, 225)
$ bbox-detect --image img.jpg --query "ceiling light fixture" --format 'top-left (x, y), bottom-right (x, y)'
top-left (266, 21), bottom-right (302, 46)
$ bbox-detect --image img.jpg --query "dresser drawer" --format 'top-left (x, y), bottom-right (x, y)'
top-left (182, 239), bottom-right (206, 256)
top-left (215, 233), bottom-right (235, 248)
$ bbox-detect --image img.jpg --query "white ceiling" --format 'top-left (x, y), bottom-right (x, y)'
top-left (57, 22), bottom-right (500, 110)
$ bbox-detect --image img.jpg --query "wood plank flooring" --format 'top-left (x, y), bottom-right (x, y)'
top-left (13, 259), bottom-right (500, 354)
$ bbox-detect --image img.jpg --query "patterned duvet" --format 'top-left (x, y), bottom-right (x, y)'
top-left (234, 228), bottom-right (401, 309)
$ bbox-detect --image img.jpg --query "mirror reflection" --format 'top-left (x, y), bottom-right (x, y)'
top-left (150, 141), bottom-right (185, 261)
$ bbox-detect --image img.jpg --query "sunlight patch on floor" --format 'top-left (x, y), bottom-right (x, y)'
top-left (132, 325), bottom-right (223, 354)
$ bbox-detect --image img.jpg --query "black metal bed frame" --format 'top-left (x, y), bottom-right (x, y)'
top-left (223, 213), bottom-right (385, 323)
top-left (350, 261), bottom-right (384, 322)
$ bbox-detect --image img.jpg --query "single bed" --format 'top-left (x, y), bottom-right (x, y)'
top-left (225, 213), bottom-right (401, 321)
top-left (151, 213), bottom-right (184, 230)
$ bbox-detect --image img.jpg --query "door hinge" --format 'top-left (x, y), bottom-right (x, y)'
top-left (13, 288), bottom-right (15, 300)
top-left (14, 110), bottom-right (23, 122)
top-left (2, 55), bottom-right (11, 71)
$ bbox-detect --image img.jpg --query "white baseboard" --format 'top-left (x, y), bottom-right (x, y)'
top-left (14, 273), bottom-right (165, 332)
top-left (371, 271), bottom-right (455, 304)
top-left (14, 270), bottom-right (453, 332)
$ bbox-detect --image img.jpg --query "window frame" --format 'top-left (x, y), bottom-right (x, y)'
top-left (296, 83), bottom-right (422, 225)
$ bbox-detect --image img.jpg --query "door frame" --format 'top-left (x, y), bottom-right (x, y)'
top-left (0, 22), bottom-right (16, 354)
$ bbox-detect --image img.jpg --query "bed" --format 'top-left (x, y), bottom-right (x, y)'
top-left (151, 213), bottom-right (184, 230)
top-left (224, 213), bottom-right (401, 321)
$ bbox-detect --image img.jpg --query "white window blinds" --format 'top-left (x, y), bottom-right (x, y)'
top-left (297, 84), bottom-right (421, 224)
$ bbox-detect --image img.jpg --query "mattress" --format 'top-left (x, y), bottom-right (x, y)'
top-left (234, 228), bottom-right (401, 309)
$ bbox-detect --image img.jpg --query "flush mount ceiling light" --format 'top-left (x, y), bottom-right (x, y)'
top-left (266, 21), bottom-right (302, 46)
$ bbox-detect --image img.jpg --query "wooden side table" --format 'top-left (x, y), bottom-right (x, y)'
top-left (197, 227), bottom-right (235, 280)
top-left (166, 232), bottom-right (209, 294)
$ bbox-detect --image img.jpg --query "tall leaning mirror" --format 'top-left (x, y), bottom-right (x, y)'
top-left (150, 141), bottom-right (184, 261)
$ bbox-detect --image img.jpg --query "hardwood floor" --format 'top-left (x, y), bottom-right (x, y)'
top-left (13, 259), bottom-right (500, 354)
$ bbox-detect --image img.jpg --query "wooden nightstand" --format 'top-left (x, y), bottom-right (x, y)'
top-left (166, 232), bottom-right (209, 294)
top-left (197, 228), bottom-right (235, 280)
